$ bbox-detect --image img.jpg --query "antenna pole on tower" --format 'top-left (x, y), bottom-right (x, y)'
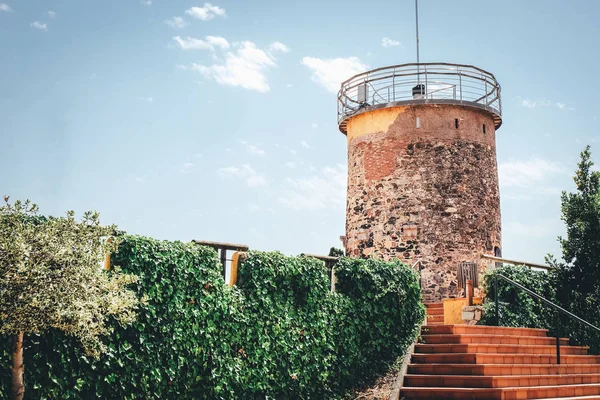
top-left (415, 0), bottom-right (420, 65)
top-left (415, 0), bottom-right (421, 85)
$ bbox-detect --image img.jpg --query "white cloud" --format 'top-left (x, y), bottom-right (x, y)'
top-left (180, 162), bottom-right (195, 173)
top-left (89, 73), bottom-right (97, 79)
top-left (165, 16), bottom-right (188, 29)
top-left (301, 140), bottom-right (310, 149)
top-left (516, 97), bottom-right (569, 110)
top-left (185, 3), bottom-right (226, 21)
top-left (381, 37), bottom-right (401, 48)
top-left (311, 123), bottom-right (318, 129)
top-left (285, 161), bottom-right (296, 169)
top-left (218, 164), bottom-right (267, 187)
top-left (278, 164), bottom-right (347, 210)
top-left (137, 96), bottom-right (153, 103)
top-left (30, 21), bottom-right (48, 31)
top-left (140, 0), bottom-right (152, 5)
top-left (238, 140), bottom-right (265, 156)
top-left (0, 3), bottom-right (12, 12)
top-left (173, 35), bottom-right (229, 51)
top-left (499, 157), bottom-right (564, 188)
top-left (189, 41), bottom-right (279, 92)
top-left (301, 56), bottom-right (368, 93)
top-left (519, 98), bottom-right (537, 108)
top-left (268, 41), bottom-right (290, 53)
top-left (48, 11), bottom-right (56, 18)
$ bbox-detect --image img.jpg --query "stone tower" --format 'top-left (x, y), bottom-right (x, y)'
top-left (338, 63), bottom-right (502, 302)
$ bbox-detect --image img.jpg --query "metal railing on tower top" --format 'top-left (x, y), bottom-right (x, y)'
top-left (337, 62), bottom-right (502, 134)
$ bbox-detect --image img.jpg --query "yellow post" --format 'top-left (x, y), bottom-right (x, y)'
top-left (229, 252), bottom-right (247, 287)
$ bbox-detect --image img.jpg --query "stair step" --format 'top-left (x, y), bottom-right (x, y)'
top-left (424, 302), bottom-right (444, 309)
top-left (422, 325), bottom-right (549, 337)
top-left (427, 307), bottom-right (445, 316)
top-left (411, 353), bottom-right (600, 365)
top-left (401, 383), bottom-right (600, 399)
top-left (540, 397), bottom-right (600, 400)
top-left (408, 364), bottom-right (600, 376)
top-left (541, 397), bottom-right (600, 400)
top-left (421, 334), bottom-right (570, 346)
top-left (404, 373), bottom-right (600, 388)
top-left (415, 344), bottom-right (588, 355)
top-left (428, 314), bottom-right (444, 321)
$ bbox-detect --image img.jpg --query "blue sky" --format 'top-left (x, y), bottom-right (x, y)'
top-left (1, 0), bottom-right (599, 264)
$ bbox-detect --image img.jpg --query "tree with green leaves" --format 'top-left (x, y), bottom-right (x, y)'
top-left (546, 146), bottom-right (600, 349)
top-left (548, 146), bottom-right (600, 292)
top-left (0, 197), bottom-right (139, 400)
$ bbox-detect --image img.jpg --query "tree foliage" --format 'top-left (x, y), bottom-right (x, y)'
top-left (549, 145), bottom-right (600, 293)
top-left (0, 198), bottom-right (139, 356)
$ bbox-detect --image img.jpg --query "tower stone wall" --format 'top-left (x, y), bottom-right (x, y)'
top-left (344, 104), bottom-right (501, 302)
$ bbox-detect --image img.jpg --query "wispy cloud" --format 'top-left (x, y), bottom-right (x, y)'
top-left (301, 56), bottom-right (368, 93)
top-left (499, 157), bottom-right (565, 188)
top-left (301, 140), bottom-right (310, 149)
top-left (185, 41), bottom-right (286, 93)
top-left (185, 3), bottom-right (226, 21)
top-left (381, 37), bottom-right (401, 48)
top-left (137, 96), bottom-right (154, 103)
top-left (278, 164), bottom-right (347, 210)
top-left (516, 96), bottom-right (572, 110)
top-left (173, 35), bottom-right (229, 51)
top-left (268, 41), bottom-right (290, 54)
top-left (30, 21), bottom-right (48, 31)
top-left (180, 162), bottom-right (195, 173)
top-left (48, 10), bottom-right (56, 18)
top-left (238, 140), bottom-right (265, 156)
top-left (218, 164), bottom-right (267, 187)
top-left (165, 16), bottom-right (188, 29)
top-left (0, 3), bottom-right (12, 12)
top-left (140, 0), bottom-right (152, 5)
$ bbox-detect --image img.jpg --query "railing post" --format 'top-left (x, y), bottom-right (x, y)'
top-left (495, 274), bottom-right (499, 326)
top-left (556, 311), bottom-right (561, 364)
top-left (392, 71), bottom-right (395, 101)
top-left (424, 66), bottom-right (428, 100)
top-left (459, 71), bottom-right (462, 101)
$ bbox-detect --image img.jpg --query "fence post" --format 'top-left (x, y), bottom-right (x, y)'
top-left (495, 275), bottom-right (499, 326)
top-left (556, 311), bottom-right (561, 365)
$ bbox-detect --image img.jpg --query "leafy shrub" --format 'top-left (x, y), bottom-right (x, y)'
top-left (480, 265), bottom-right (557, 330)
top-left (1, 237), bottom-right (424, 399)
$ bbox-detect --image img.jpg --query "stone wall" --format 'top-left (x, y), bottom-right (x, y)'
top-left (462, 305), bottom-right (485, 325)
top-left (344, 104), bottom-right (501, 302)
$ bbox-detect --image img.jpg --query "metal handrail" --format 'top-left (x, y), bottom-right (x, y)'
top-left (494, 273), bottom-right (600, 364)
top-left (337, 62), bottom-right (502, 133)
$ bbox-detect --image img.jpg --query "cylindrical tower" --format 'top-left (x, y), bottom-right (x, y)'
top-left (338, 63), bottom-right (502, 302)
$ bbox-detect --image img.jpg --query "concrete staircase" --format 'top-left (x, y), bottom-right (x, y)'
top-left (401, 303), bottom-right (600, 399)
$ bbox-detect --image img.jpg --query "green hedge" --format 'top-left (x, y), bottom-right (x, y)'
top-left (1, 236), bottom-right (424, 399)
top-left (480, 265), bottom-right (600, 354)
top-left (479, 265), bottom-right (557, 330)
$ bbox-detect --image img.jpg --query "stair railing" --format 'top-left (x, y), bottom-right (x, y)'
top-left (494, 273), bottom-right (600, 364)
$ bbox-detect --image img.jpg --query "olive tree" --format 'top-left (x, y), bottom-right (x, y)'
top-left (0, 197), bottom-right (139, 400)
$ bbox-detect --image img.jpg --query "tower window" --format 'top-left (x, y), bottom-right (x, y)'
top-left (416, 117), bottom-right (420, 128)
top-left (455, 119), bottom-right (459, 129)
top-left (483, 124), bottom-right (486, 134)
